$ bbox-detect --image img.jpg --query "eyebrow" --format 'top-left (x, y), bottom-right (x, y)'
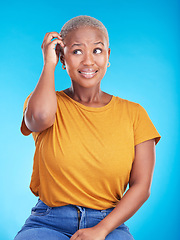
top-left (94, 41), bottom-right (104, 46)
top-left (71, 41), bottom-right (104, 48)
top-left (71, 43), bottom-right (83, 48)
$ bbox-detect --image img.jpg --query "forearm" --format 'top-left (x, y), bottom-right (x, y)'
top-left (95, 184), bottom-right (150, 236)
top-left (25, 63), bottom-right (57, 131)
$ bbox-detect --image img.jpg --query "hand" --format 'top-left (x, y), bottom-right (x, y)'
top-left (41, 32), bottom-right (64, 67)
top-left (70, 226), bottom-right (106, 240)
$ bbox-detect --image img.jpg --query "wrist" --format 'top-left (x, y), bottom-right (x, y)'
top-left (43, 61), bottom-right (56, 70)
top-left (93, 223), bottom-right (109, 238)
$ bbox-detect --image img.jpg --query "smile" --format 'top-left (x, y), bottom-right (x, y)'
top-left (78, 70), bottom-right (98, 79)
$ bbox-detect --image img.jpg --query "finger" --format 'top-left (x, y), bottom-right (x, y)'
top-left (59, 33), bottom-right (63, 39)
top-left (70, 232), bottom-right (79, 240)
top-left (58, 39), bottom-right (65, 48)
top-left (43, 32), bottom-right (60, 41)
top-left (41, 32), bottom-right (52, 47)
top-left (73, 237), bottom-right (81, 240)
top-left (49, 39), bottom-right (64, 49)
top-left (41, 32), bottom-right (50, 49)
top-left (43, 32), bottom-right (51, 41)
top-left (42, 38), bottom-right (64, 50)
top-left (45, 32), bottom-right (62, 45)
top-left (41, 32), bottom-right (62, 48)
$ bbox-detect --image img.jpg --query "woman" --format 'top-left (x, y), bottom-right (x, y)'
top-left (14, 16), bottom-right (161, 240)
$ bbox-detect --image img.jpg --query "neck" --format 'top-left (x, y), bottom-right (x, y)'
top-left (68, 83), bottom-right (103, 104)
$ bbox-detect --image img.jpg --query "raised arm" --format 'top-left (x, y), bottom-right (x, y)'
top-left (21, 32), bottom-right (64, 134)
top-left (70, 139), bottom-right (156, 240)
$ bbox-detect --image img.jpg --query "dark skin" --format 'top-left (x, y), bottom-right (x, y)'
top-left (60, 26), bottom-right (111, 107)
top-left (21, 27), bottom-right (156, 240)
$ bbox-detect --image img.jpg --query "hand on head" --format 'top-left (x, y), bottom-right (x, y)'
top-left (41, 32), bottom-right (64, 67)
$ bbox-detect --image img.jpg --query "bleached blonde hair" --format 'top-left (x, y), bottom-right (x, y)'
top-left (60, 15), bottom-right (109, 46)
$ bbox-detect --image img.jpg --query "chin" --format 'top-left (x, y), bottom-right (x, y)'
top-left (71, 76), bottom-right (102, 88)
top-left (79, 79), bottom-right (101, 89)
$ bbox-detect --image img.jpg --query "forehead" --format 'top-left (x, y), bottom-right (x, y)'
top-left (64, 26), bottom-right (108, 46)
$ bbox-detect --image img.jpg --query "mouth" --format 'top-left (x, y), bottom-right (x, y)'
top-left (78, 69), bottom-right (98, 79)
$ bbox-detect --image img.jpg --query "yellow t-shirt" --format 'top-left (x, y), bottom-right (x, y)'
top-left (22, 91), bottom-right (161, 209)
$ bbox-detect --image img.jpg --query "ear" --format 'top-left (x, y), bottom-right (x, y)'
top-left (108, 48), bottom-right (111, 60)
top-left (59, 45), bottom-right (65, 65)
top-left (60, 55), bottom-right (65, 65)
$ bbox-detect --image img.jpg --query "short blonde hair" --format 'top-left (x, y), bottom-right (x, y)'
top-left (60, 15), bottom-right (109, 46)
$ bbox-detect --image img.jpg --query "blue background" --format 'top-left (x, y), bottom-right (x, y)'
top-left (0, 0), bottom-right (179, 239)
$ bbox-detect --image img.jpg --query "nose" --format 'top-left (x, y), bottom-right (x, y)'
top-left (82, 52), bottom-right (94, 66)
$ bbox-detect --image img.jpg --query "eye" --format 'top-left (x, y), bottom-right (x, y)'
top-left (73, 49), bottom-right (82, 55)
top-left (93, 48), bottom-right (102, 54)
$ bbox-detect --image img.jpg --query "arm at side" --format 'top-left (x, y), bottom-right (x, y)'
top-left (94, 139), bottom-right (156, 236)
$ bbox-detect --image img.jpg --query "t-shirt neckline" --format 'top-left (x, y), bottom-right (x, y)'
top-left (60, 90), bottom-right (115, 112)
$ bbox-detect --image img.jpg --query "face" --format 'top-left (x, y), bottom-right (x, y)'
top-left (61, 26), bottom-right (110, 88)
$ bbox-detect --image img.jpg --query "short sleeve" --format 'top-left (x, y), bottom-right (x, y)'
top-left (23, 93), bottom-right (32, 115)
top-left (21, 93), bottom-right (40, 142)
top-left (134, 104), bottom-right (161, 146)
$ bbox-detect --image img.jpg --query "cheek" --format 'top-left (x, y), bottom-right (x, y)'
top-left (65, 58), bottom-right (77, 71)
top-left (96, 54), bottom-right (108, 67)
top-left (64, 53), bottom-right (80, 69)
top-left (65, 57), bottom-right (80, 77)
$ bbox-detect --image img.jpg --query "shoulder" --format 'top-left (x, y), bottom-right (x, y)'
top-left (56, 90), bottom-right (64, 98)
top-left (112, 96), bottom-right (150, 124)
top-left (113, 95), bottom-right (141, 111)
top-left (56, 90), bottom-right (68, 103)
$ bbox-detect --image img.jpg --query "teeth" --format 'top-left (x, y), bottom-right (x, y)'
top-left (81, 72), bottom-right (95, 75)
top-left (79, 71), bottom-right (97, 75)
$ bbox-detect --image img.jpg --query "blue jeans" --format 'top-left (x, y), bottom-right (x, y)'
top-left (14, 199), bottom-right (134, 240)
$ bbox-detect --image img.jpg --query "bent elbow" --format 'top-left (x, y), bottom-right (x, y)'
top-left (33, 110), bottom-right (56, 130)
top-left (146, 189), bottom-right (151, 199)
top-left (143, 188), bottom-right (151, 202)
top-left (33, 110), bottom-right (53, 123)
top-left (26, 109), bottom-right (56, 132)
